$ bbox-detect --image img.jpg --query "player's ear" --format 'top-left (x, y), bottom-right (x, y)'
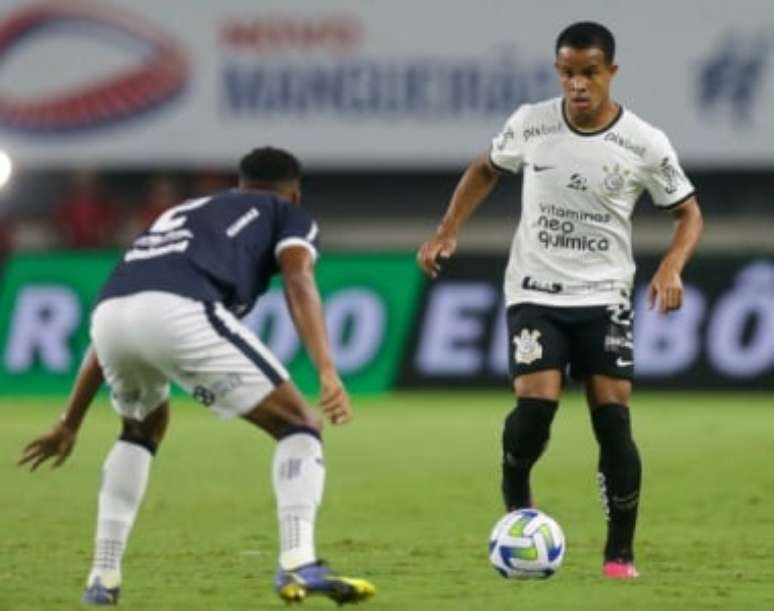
top-left (284, 180), bottom-right (301, 205)
top-left (290, 187), bottom-right (302, 205)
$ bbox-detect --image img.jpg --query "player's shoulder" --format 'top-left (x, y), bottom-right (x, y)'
top-left (508, 97), bottom-right (562, 125)
top-left (618, 106), bottom-right (672, 151)
top-left (211, 189), bottom-right (298, 222)
top-left (212, 188), bottom-right (280, 207)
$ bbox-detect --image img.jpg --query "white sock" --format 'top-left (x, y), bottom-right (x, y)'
top-left (272, 431), bottom-right (325, 570)
top-left (87, 441), bottom-right (152, 587)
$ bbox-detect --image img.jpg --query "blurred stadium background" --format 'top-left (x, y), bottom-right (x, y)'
top-left (0, 1), bottom-right (772, 610)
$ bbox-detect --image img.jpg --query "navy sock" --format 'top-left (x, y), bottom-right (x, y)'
top-left (501, 398), bottom-right (558, 509)
top-left (591, 403), bottom-right (642, 562)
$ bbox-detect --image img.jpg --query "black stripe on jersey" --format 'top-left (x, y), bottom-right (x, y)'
top-left (203, 302), bottom-right (285, 386)
top-left (488, 148), bottom-right (518, 175)
top-left (561, 99), bottom-right (624, 137)
top-left (660, 190), bottom-right (696, 210)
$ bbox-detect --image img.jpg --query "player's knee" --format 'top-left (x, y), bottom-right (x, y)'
top-left (587, 377), bottom-right (632, 408)
top-left (273, 400), bottom-right (322, 438)
top-left (502, 398), bottom-right (559, 460)
top-left (297, 406), bottom-right (322, 434)
top-left (591, 404), bottom-right (638, 456)
top-left (119, 423), bottom-right (158, 455)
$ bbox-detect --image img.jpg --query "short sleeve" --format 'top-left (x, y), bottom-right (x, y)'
top-left (489, 106), bottom-right (527, 174)
top-left (274, 204), bottom-right (320, 262)
top-left (641, 130), bottom-right (695, 209)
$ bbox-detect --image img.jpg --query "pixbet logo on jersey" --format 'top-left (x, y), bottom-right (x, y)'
top-left (0, 2), bottom-right (188, 134)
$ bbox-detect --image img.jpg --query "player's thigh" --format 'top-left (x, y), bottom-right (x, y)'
top-left (507, 303), bottom-right (568, 398)
top-left (160, 300), bottom-right (294, 421)
top-left (91, 298), bottom-right (171, 421)
top-left (513, 370), bottom-right (563, 401)
top-left (569, 303), bottom-right (634, 382)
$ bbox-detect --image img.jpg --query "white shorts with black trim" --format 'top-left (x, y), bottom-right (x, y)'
top-left (91, 291), bottom-right (289, 420)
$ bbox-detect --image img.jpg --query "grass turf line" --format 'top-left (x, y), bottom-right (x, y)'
top-left (1, 392), bottom-right (773, 610)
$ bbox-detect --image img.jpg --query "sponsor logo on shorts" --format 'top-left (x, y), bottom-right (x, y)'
top-left (211, 372), bottom-right (243, 397)
top-left (606, 303), bottom-right (633, 326)
top-left (604, 335), bottom-right (633, 352)
top-left (193, 385), bottom-right (216, 406)
top-left (513, 328), bottom-right (543, 365)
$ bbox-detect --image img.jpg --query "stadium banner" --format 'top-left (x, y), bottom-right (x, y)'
top-left (398, 255), bottom-right (774, 390)
top-left (0, 0), bottom-right (772, 168)
top-left (0, 251), bottom-right (423, 395)
top-left (1, 251), bottom-right (772, 394)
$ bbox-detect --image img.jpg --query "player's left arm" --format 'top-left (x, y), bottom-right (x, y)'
top-left (18, 345), bottom-right (104, 470)
top-left (279, 246), bottom-right (352, 426)
top-left (648, 196), bottom-right (703, 313)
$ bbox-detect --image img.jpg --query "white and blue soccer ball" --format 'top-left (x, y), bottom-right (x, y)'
top-left (488, 509), bottom-right (565, 579)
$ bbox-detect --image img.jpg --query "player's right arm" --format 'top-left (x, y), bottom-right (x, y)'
top-left (18, 345), bottom-right (103, 470)
top-left (418, 105), bottom-right (527, 278)
top-left (279, 246), bottom-right (352, 426)
top-left (417, 153), bottom-right (501, 278)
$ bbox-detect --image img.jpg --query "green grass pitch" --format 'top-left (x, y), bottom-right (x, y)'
top-left (2, 391), bottom-right (773, 611)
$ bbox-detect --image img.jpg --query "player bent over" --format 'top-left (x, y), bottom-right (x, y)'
top-left (418, 22), bottom-right (703, 578)
top-left (19, 148), bottom-right (375, 605)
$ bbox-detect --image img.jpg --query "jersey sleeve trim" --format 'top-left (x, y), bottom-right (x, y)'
top-left (275, 237), bottom-right (319, 262)
top-left (488, 148), bottom-right (516, 175)
top-left (659, 190), bottom-right (696, 210)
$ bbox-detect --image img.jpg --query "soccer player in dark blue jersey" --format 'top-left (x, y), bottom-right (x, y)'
top-left (19, 148), bottom-right (376, 606)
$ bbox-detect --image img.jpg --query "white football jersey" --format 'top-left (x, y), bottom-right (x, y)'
top-left (490, 97), bottom-right (694, 307)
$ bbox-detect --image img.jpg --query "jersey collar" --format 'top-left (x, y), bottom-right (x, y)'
top-left (561, 99), bottom-right (624, 137)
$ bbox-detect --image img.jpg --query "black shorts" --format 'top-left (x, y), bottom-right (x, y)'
top-left (506, 302), bottom-right (634, 381)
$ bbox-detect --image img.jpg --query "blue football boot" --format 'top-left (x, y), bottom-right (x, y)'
top-left (275, 560), bottom-right (375, 605)
top-left (81, 577), bottom-right (120, 605)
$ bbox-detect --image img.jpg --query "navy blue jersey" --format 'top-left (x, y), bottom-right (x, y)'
top-left (99, 190), bottom-right (319, 315)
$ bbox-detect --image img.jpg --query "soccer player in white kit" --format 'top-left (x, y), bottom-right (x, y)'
top-left (418, 22), bottom-right (703, 578)
top-left (19, 148), bottom-right (376, 605)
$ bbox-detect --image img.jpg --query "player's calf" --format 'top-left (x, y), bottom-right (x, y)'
top-left (501, 398), bottom-right (558, 509)
top-left (591, 403), bottom-right (641, 564)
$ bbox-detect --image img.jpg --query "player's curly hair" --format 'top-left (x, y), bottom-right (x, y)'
top-left (555, 22), bottom-right (615, 64)
top-left (239, 147), bottom-right (302, 184)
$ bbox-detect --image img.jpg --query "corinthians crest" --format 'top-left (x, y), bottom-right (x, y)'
top-left (513, 329), bottom-right (543, 365)
top-left (602, 163), bottom-right (630, 194)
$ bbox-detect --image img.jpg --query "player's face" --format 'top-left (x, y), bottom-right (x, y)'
top-left (555, 46), bottom-right (617, 124)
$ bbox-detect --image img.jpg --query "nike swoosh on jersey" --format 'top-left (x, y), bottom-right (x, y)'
top-left (532, 164), bottom-right (556, 172)
top-left (616, 357), bottom-right (634, 367)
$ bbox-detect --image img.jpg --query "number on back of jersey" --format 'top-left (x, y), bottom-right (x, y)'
top-left (125, 196), bottom-right (212, 262)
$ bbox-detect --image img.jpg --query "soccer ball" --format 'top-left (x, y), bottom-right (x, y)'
top-left (488, 509), bottom-right (565, 579)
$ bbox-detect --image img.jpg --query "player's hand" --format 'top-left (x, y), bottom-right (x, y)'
top-left (18, 421), bottom-right (77, 471)
top-left (319, 370), bottom-right (352, 426)
top-left (647, 264), bottom-right (683, 314)
top-left (417, 232), bottom-right (458, 278)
